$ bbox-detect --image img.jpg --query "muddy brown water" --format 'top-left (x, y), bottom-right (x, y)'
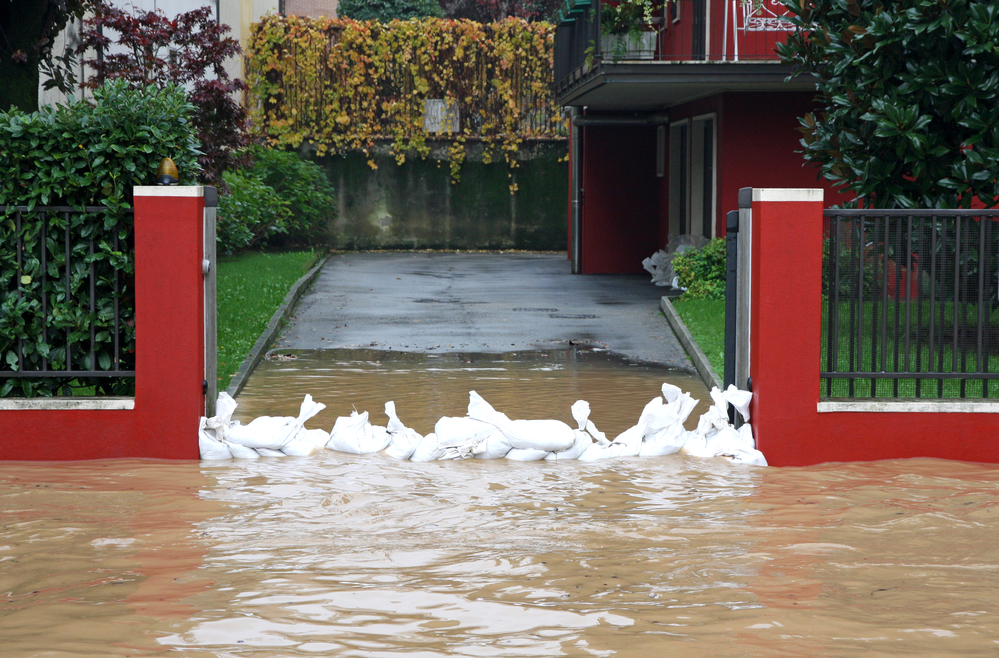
top-left (4, 349), bottom-right (999, 656)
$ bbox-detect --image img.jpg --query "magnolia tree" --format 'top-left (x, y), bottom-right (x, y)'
top-left (78, 3), bottom-right (251, 186)
top-left (778, 0), bottom-right (999, 209)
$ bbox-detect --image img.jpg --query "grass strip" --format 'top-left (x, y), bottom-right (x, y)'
top-left (671, 297), bottom-right (725, 379)
top-left (217, 250), bottom-right (319, 390)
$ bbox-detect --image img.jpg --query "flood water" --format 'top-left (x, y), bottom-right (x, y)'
top-left (4, 350), bottom-right (999, 656)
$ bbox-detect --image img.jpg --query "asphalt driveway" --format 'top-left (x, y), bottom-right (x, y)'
top-left (274, 252), bottom-right (690, 369)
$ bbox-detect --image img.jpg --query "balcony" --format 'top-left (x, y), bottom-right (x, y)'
top-left (554, 0), bottom-right (812, 109)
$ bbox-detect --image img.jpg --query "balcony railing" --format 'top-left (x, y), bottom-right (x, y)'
top-left (554, 0), bottom-right (793, 91)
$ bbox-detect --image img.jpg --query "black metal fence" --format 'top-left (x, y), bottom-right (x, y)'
top-left (0, 206), bottom-right (135, 397)
top-left (822, 209), bottom-right (999, 399)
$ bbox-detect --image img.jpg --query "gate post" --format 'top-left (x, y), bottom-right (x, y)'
top-left (747, 188), bottom-right (824, 464)
top-left (133, 186), bottom-right (207, 459)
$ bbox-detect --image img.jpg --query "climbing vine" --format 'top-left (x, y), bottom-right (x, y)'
top-left (245, 15), bottom-right (564, 183)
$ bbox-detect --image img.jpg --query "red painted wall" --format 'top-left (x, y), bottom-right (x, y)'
top-left (660, 0), bottom-right (791, 61)
top-left (581, 124), bottom-right (661, 273)
top-left (0, 189), bottom-right (207, 460)
top-left (749, 191), bottom-right (999, 466)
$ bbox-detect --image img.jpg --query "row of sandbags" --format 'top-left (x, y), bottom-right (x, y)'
top-left (199, 383), bottom-right (766, 466)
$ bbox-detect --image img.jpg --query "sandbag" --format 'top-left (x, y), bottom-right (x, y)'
top-left (466, 392), bottom-right (575, 453)
top-left (228, 394), bottom-right (325, 451)
top-left (256, 447), bottom-right (287, 457)
top-left (282, 428), bottom-right (330, 457)
top-left (471, 430), bottom-right (514, 459)
top-left (383, 401), bottom-right (424, 460)
top-left (544, 430), bottom-right (592, 461)
top-left (435, 416), bottom-right (497, 452)
top-left (410, 433), bottom-right (445, 462)
top-left (505, 447), bottom-right (550, 461)
top-left (723, 385), bottom-right (752, 422)
top-left (198, 417), bottom-right (233, 460)
top-left (570, 400), bottom-right (608, 445)
top-left (326, 410), bottom-right (391, 454)
top-left (227, 442), bottom-right (261, 459)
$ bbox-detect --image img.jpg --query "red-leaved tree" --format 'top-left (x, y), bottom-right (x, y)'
top-left (78, 3), bottom-right (250, 186)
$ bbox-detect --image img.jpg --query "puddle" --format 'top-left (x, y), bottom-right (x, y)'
top-left (233, 347), bottom-right (713, 436)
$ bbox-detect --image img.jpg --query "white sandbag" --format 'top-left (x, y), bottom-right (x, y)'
top-left (410, 433), bottom-right (445, 462)
top-left (576, 440), bottom-right (628, 461)
top-left (466, 391), bottom-right (575, 452)
top-left (326, 410), bottom-right (391, 454)
top-left (723, 385), bottom-right (752, 422)
top-left (199, 417), bottom-right (233, 460)
top-left (661, 383), bottom-right (682, 405)
top-left (570, 400), bottom-right (609, 445)
top-left (723, 448), bottom-right (768, 467)
top-left (383, 401), bottom-right (424, 460)
top-left (256, 447), bottom-right (287, 457)
top-left (282, 428), bottom-right (330, 457)
top-left (544, 430), bottom-right (592, 461)
top-left (642, 249), bottom-right (671, 286)
top-left (639, 423), bottom-right (686, 457)
top-left (226, 441), bottom-right (261, 459)
top-left (435, 416), bottom-right (497, 449)
top-left (507, 419), bottom-right (575, 452)
top-left (228, 394), bottom-right (325, 451)
top-left (471, 430), bottom-right (514, 459)
top-left (204, 392), bottom-right (239, 440)
top-left (505, 447), bottom-right (551, 461)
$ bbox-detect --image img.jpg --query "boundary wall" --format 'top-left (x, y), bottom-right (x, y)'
top-left (747, 188), bottom-right (999, 466)
top-left (0, 187), bottom-right (210, 460)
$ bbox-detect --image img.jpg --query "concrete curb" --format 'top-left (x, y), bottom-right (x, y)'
top-left (225, 255), bottom-right (328, 399)
top-left (659, 296), bottom-right (723, 392)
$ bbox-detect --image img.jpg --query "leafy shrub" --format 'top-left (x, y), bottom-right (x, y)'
top-left (217, 147), bottom-right (336, 255)
top-left (338, 0), bottom-right (444, 22)
top-left (78, 3), bottom-right (250, 187)
top-left (674, 237), bottom-right (726, 300)
top-left (0, 80), bottom-right (200, 397)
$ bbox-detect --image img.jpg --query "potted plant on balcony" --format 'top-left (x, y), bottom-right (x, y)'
top-left (600, 0), bottom-right (658, 60)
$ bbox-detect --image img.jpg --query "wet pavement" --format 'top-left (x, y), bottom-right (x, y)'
top-left (273, 252), bottom-right (689, 369)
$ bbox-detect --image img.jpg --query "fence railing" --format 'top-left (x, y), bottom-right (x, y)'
top-left (821, 209), bottom-right (999, 399)
top-left (0, 206), bottom-right (135, 397)
top-left (553, 0), bottom-right (788, 94)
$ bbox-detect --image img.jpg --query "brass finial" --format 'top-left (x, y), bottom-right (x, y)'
top-left (156, 157), bottom-right (179, 186)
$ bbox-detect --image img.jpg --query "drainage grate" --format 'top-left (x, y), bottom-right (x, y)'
top-left (550, 313), bottom-right (597, 319)
top-left (513, 307), bottom-right (559, 312)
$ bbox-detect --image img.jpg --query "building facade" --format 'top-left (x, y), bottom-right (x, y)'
top-left (554, 0), bottom-right (848, 273)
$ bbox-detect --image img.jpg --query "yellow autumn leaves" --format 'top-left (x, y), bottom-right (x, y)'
top-left (245, 14), bottom-right (563, 184)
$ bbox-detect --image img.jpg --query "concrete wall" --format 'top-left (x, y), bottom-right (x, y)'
top-left (316, 141), bottom-right (568, 251)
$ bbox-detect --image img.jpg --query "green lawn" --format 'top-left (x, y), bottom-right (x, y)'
top-left (217, 250), bottom-right (320, 390)
top-left (671, 297), bottom-right (725, 378)
top-left (821, 298), bottom-right (999, 398)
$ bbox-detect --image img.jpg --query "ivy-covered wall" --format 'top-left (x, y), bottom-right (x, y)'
top-left (319, 140), bottom-right (567, 250)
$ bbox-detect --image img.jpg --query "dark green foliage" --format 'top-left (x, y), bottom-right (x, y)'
top-left (338, 0), bottom-right (445, 22)
top-left (673, 238), bottom-right (726, 300)
top-left (0, 80), bottom-right (200, 397)
top-left (217, 147), bottom-right (336, 255)
top-left (0, 0), bottom-right (93, 112)
top-left (778, 0), bottom-right (999, 209)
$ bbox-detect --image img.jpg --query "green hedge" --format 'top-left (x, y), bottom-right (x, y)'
top-left (0, 81), bottom-right (200, 397)
top-left (218, 146), bottom-right (336, 255)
